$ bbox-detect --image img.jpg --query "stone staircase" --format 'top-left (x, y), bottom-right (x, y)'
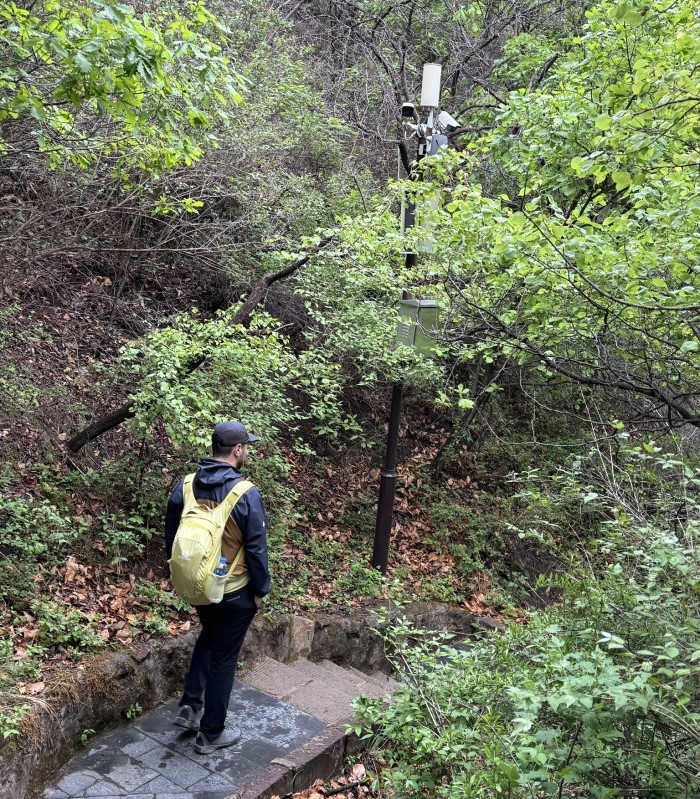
top-left (242, 656), bottom-right (396, 724)
top-left (41, 655), bottom-right (397, 799)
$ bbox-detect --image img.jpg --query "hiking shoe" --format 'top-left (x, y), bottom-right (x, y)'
top-left (174, 705), bottom-right (204, 731)
top-left (193, 727), bottom-right (241, 754)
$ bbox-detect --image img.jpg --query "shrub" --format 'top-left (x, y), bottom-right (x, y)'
top-left (355, 438), bottom-right (700, 798)
top-left (0, 497), bottom-right (81, 562)
top-left (334, 561), bottom-right (385, 602)
top-left (96, 510), bottom-right (152, 568)
top-left (0, 703), bottom-right (29, 740)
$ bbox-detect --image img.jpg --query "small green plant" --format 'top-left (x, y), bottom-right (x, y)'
top-left (382, 574), bottom-right (410, 606)
top-left (0, 633), bottom-right (45, 692)
top-left (125, 703), bottom-right (143, 719)
top-left (0, 496), bottom-right (82, 560)
top-left (134, 580), bottom-right (190, 613)
top-left (80, 728), bottom-right (96, 746)
top-left (0, 365), bottom-right (42, 414)
top-left (97, 511), bottom-right (153, 568)
top-left (139, 615), bottom-right (169, 636)
top-left (0, 703), bottom-right (29, 739)
top-left (334, 561), bottom-right (385, 601)
top-left (419, 574), bottom-right (462, 604)
top-left (30, 599), bottom-right (105, 652)
top-left (0, 496), bottom-right (84, 609)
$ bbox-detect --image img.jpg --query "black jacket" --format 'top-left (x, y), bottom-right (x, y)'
top-left (165, 459), bottom-right (270, 597)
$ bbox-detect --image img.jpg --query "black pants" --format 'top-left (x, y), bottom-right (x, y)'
top-left (180, 584), bottom-right (258, 737)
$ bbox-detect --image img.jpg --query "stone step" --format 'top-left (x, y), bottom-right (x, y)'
top-left (291, 658), bottom-right (382, 697)
top-left (364, 669), bottom-right (398, 692)
top-left (316, 658), bottom-right (360, 682)
top-left (298, 658), bottom-right (390, 701)
top-left (344, 664), bottom-right (397, 692)
top-left (284, 657), bottom-right (367, 690)
top-left (316, 658), bottom-right (396, 693)
top-left (242, 657), bottom-right (361, 724)
top-left (240, 656), bottom-right (312, 702)
top-left (41, 654), bottom-right (399, 799)
top-left (242, 656), bottom-right (392, 724)
top-left (283, 656), bottom-right (335, 682)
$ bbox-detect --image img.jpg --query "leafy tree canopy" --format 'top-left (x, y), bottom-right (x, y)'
top-left (0, 0), bottom-right (244, 173)
top-left (311, 0), bottom-right (700, 432)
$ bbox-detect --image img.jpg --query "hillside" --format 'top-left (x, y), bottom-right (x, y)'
top-left (2, 0), bottom-right (700, 794)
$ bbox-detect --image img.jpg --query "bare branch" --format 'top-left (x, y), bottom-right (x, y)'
top-left (65, 236), bottom-right (336, 453)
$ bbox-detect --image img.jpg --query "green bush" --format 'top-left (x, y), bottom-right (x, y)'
top-left (124, 308), bottom-right (365, 455)
top-left (355, 439), bottom-right (700, 798)
top-left (96, 510), bottom-right (152, 568)
top-left (133, 580), bottom-right (190, 613)
top-left (0, 703), bottom-right (29, 740)
top-left (0, 496), bottom-right (81, 562)
top-left (419, 575), bottom-right (463, 604)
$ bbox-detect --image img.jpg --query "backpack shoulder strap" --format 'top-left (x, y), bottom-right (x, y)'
top-left (181, 474), bottom-right (198, 513)
top-left (219, 479), bottom-right (254, 518)
top-left (220, 480), bottom-right (255, 578)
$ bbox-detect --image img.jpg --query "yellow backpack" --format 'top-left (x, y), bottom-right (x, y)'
top-left (168, 473), bottom-right (253, 605)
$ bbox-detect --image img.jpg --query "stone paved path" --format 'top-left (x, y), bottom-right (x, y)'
top-left (43, 682), bottom-right (326, 799)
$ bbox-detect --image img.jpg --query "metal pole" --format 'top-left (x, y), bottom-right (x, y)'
top-left (371, 130), bottom-right (427, 574)
top-left (371, 381), bottom-right (404, 574)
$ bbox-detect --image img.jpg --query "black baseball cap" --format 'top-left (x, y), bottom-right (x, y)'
top-left (212, 421), bottom-right (261, 448)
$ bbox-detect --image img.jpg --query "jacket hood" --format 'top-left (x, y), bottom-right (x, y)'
top-left (194, 459), bottom-right (241, 489)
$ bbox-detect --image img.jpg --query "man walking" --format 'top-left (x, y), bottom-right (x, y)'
top-left (165, 420), bottom-right (270, 754)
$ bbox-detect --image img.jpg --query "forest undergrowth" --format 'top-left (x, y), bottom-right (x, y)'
top-left (0, 400), bottom-right (544, 716)
top-left (2, 0), bottom-right (700, 794)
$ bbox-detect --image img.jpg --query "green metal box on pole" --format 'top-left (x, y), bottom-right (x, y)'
top-left (395, 298), bottom-right (440, 355)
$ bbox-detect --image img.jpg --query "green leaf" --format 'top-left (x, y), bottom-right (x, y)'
top-left (612, 171), bottom-right (631, 190)
top-left (74, 52), bottom-right (92, 73)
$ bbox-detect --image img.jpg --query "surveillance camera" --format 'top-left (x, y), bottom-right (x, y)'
top-left (401, 102), bottom-right (416, 119)
top-left (437, 110), bottom-right (460, 133)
